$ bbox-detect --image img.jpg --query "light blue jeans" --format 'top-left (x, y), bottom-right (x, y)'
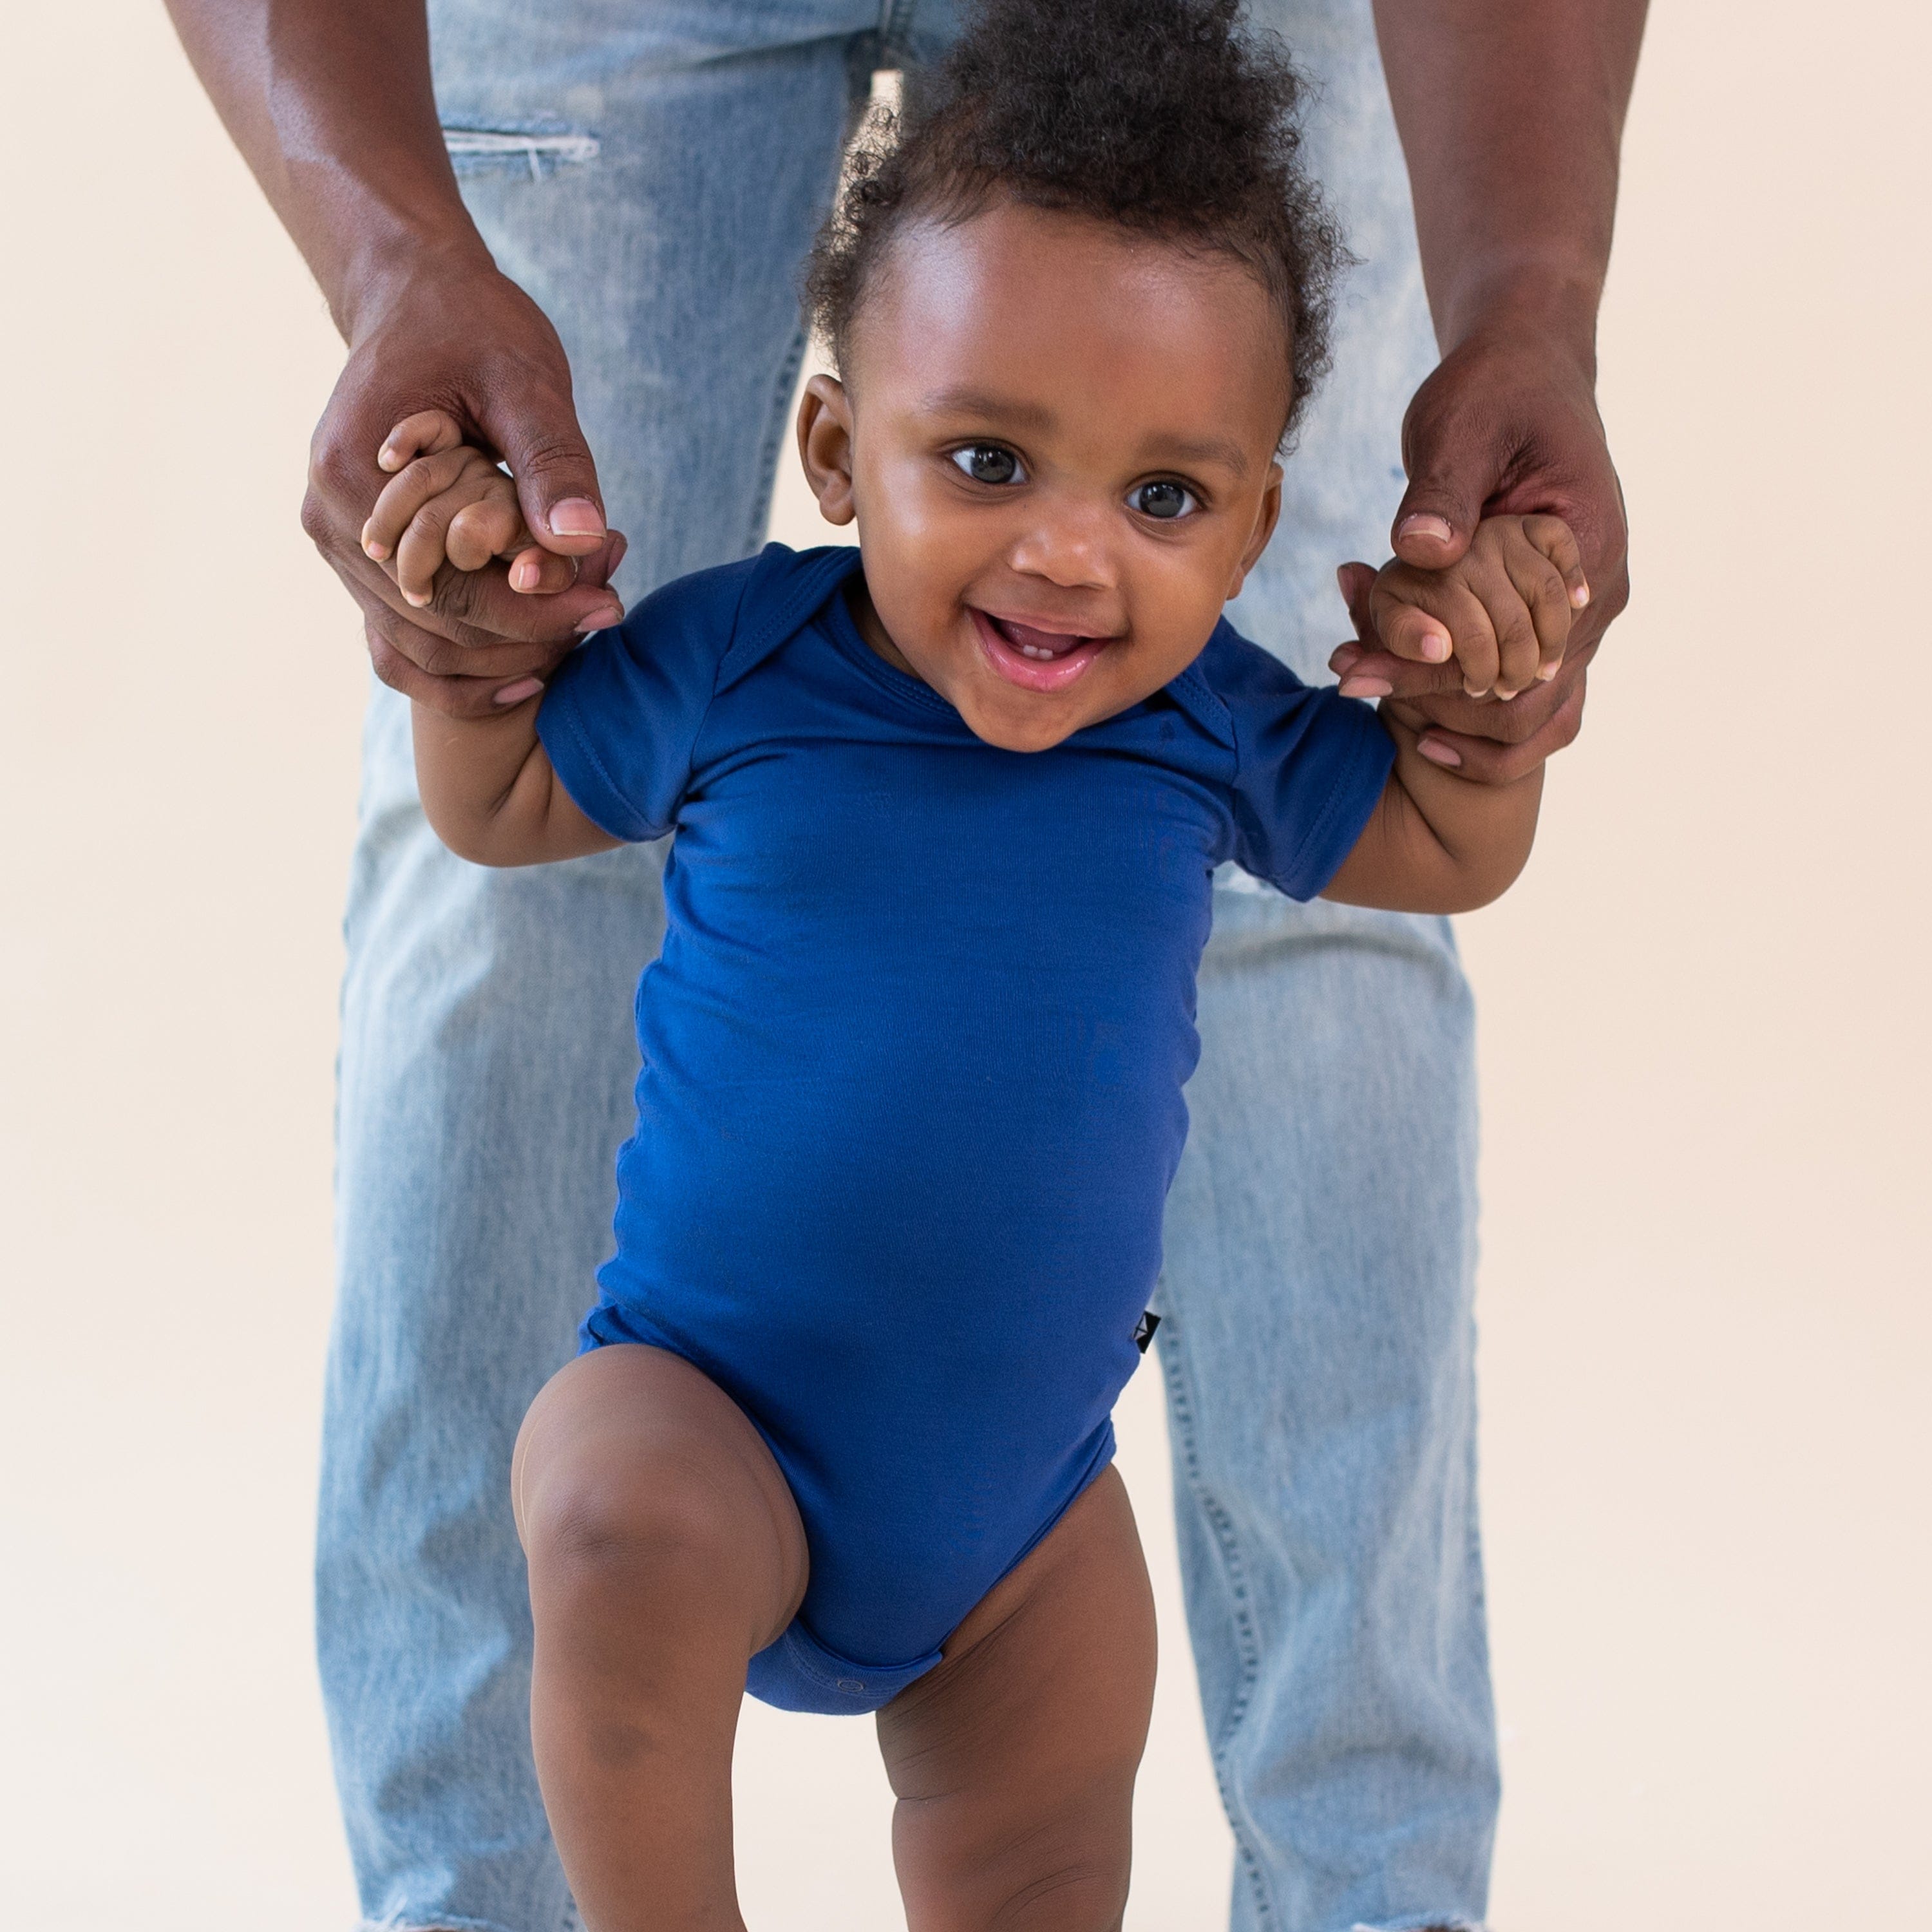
top-left (321, 1), bottom-right (1495, 1927)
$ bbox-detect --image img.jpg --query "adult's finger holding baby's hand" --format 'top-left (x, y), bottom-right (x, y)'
top-left (363, 604), bottom-right (574, 720)
top-left (506, 522), bottom-right (629, 599)
top-left (1401, 641), bottom-right (1596, 785)
top-left (303, 263), bottom-right (627, 656)
top-left (1330, 562), bottom-right (1469, 701)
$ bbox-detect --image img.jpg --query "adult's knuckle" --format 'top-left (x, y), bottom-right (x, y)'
top-left (431, 569), bottom-right (490, 632)
top-left (514, 424), bottom-right (592, 480)
top-left (1491, 701), bottom-right (1539, 746)
top-left (413, 635), bottom-right (469, 678)
top-left (366, 633), bottom-right (414, 696)
top-left (299, 489), bottom-right (328, 548)
top-left (307, 430), bottom-right (368, 506)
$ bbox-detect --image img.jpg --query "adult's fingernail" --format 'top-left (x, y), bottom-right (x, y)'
top-left (1329, 643), bottom-right (1361, 675)
top-left (574, 605), bottom-right (623, 635)
top-left (1571, 582), bottom-right (1591, 607)
top-left (510, 558), bottom-right (540, 591)
top-left (494, 677), bottom-right (545, 705)
top-left (1463, 677), bottom-right (1489, 699)
top-left (549, 498), bottom-right (605, 538)
top-left (1537, 660), bottom-right (1562, 682)
top-left (1417, 737), bottom-right (1463, 768)
top-left (1397, 514), bottom-right (1454, 545)
top-left (1421, 632), bottom-right (1452, 662)
top-left (1340, 676), bottom-right (1393, 699)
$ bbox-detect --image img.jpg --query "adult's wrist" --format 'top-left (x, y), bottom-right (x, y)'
top-left (1435, 256), bottom-right (1604, 380)
top-left (336, 225), bottom-right (501, 346)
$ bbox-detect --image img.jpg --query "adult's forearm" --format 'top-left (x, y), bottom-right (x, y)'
top-left (164, 0), bottom-right (488, 336)
top-left (1374, 0), bottom-right (1649, 366)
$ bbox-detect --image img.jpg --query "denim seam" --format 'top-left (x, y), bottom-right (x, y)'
top-left (1158, 1320), bottom-right (1278, 1929)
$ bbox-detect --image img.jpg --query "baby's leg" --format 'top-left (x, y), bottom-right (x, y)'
top-left (877, 1467), bottom-right (1157, 1932)
top-left (512, 1343), bottom-right (808, 1932)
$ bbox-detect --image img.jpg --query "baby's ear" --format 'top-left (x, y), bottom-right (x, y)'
top-left (797, 374), bottom-right (857, 526)
top-left (1226, 462), bottom-right (1284, 600)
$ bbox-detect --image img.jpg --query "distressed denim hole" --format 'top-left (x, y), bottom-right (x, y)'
top-left (442, 123), bottom-right (600, 180)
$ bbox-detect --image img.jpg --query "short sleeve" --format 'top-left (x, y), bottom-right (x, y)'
top-left (1211, 634), bottom-right (1395, 900)
top-left (536, 559), bottom-right (754, 842)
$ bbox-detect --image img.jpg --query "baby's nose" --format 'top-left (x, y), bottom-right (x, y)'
top-left (1007, 504), bottom-right (1117, 593)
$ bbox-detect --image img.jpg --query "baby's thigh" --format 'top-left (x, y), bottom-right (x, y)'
top-left (876, 1466), bottom-right (1157, 1932)
top-left (513, 1343), bottom-right (808, 1660)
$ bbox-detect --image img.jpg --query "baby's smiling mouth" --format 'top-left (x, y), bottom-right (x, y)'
top-left (971, 607), bottom-right (1121, 694)
top-left (992, 614), bottom-right (1096, 659)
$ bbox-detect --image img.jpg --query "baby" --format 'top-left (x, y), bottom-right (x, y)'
top-left (364, 1), bottom-right (1584, 1925)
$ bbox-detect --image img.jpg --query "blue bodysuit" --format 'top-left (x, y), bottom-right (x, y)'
top-left (536, 543), bottom-right (1394, 1714)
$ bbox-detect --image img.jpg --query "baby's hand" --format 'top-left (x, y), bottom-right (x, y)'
top-left (361, 410), bottom-right (544, 607)
top-left (1368, 515), bottom-right (1589, 702)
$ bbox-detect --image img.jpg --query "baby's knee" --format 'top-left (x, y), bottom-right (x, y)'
top-left (511, 1345), bottom-right (808, 1651)
top-left (522, 1457), bottom-right (742, 1611)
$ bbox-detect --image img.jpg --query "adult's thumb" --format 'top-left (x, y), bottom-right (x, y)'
top-left (495, 394), bottom-right (609, 555)
top-left (1392, 383), bottom-right (1497, 569)
top-left (1389, 459), bottom-right (1486, 570)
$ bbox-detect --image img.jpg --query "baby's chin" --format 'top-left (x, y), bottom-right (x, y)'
top-left (949, 678), bottom-right (1142, 753)
top-left (961, 712), bottom-right (1084, 754)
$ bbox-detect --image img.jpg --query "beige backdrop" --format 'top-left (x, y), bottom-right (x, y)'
top-left (3, 2), bottom-right (1927, 1927)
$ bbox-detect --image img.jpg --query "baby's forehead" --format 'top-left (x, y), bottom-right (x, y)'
top-left (845, 202), bottom-right (1294, 448)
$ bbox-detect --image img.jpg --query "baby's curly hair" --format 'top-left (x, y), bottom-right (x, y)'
top-left (804, 0), bottom-right (1347, 442)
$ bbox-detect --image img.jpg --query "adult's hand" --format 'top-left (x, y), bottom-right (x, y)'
top-left (305, 260), bottom-right (629, 719)
top-left (162, 0), bottom-right (630, 717)
top-left (1354, 0), bottom-right (1647, 779)
top-left (1324, 316), bottom-right (1625, 783)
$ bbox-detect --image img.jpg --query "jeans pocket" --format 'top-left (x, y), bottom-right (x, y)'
top-left (442, 120), bottom-right (600, 179)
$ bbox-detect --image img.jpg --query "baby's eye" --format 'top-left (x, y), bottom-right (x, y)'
top-left (1128, 480), bottom-right (1197, 520)
top-left (951, 445), bottom-right (1025, 486)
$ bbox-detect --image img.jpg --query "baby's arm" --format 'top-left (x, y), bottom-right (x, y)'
top-left (1322, 703), bottom-right (1541, 913)
top-left (412, 695), bottom-right (620, 867)
top-left (1323, 516), bottom-right (1579, 912)
top-left (366, 413), bottom-right (620, 866)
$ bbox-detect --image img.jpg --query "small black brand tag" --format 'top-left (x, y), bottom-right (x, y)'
top-left (1133, 1310), bottom-right (1161, 1353)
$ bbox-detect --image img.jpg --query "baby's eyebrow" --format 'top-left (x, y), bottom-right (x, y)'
top-left (1137, 433), bottom-right (1251, 480)
top-left (917, 384), bottom-right (1055, 430)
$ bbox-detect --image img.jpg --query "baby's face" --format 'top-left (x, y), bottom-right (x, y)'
top-left (799, 200), bottom-right (1293, 752)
